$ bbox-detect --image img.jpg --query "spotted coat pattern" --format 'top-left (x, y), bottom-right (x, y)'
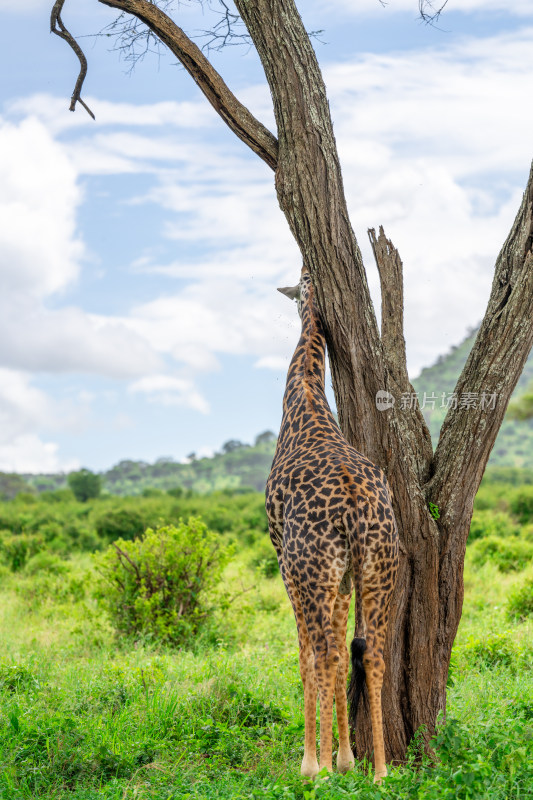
top-left (266, 267), bottom-right (398, 782)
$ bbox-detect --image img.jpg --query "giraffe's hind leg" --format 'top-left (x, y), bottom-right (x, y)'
top-left (301, 592), bottom-right (340, 774)
top-left (278, 560), bottom-right (319, 778)
top-left (331, 592), bottom-right (354, 773)
top-left (362, 593), bottom-right (390, 784)
top-left (299, 630), bottom-right (319, 777)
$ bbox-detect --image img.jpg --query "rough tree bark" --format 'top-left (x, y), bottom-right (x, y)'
top-left (54, 0), bottom-right (533, 764)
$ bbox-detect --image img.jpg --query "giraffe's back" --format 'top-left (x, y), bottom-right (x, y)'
top-left (266, 437), bottom-right (398, 599)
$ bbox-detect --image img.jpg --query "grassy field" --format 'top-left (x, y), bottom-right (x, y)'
top-left (0, 484), bottom-right (532, 799)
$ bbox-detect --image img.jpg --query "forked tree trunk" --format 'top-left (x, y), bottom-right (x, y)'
top-left (73, 0), bottom-right (533, 762)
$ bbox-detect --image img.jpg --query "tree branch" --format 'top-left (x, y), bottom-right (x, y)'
top-left (429, 161), bottom-right (533, 528)
top-left (369, 227), bottom-right (433, 487)
top-left (369, 226), bottom-right (409, 390)
top-left (50, 0), bottom-right (95, 119)
top-left (97, 0), bottom-right (278, 169)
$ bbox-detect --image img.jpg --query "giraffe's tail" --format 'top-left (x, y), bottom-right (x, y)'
top-left (347, 636), bottom-right (367, 729)
top-left (346, 505), bottom-right (368, 731)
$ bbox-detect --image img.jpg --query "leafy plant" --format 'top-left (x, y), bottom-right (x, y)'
top-left (95, 507), bottom-right (146, 542)
top-left (0, 531), bottom-right (43, 572)
top-left (94, 519), bottom-right (234, 645)
top-left (507, 574), bottom-right (533, 620)
top-left (469, 535), bottom-right (533, 572)
top-left (468, 510), bottom-right (520, 541)
top-left (509, 486), bottom-right (533, 524)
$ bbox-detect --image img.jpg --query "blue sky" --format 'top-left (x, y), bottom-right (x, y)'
top-left (0, 0), bottom-right (532, 473)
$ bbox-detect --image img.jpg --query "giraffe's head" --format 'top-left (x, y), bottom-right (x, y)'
top-left (277, 266), bottom-right (312, 317)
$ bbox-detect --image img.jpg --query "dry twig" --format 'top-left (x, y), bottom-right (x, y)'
top-left (50, 0), bottom-right (95, 119)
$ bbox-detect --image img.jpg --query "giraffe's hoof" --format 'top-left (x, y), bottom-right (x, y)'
top-left (336, 751), bottom-right (355, 774)
top-left (374, 768), bottom-right (388, 785)
top-left (301, 759), bottom-right (319, 779)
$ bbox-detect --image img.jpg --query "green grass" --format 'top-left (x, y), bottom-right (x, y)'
top-left (0, 485), bottom-right (532, 799)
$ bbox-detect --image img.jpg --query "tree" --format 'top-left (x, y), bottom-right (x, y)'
top-left (51, 0), bottom-right (533, 763)
top-left (67, 468), bottom-right (102, 502)
top-left (254, 430), bottom-right (277, 447)
top-left (221, 439), bottom-right (247, 454)
top-left (0, 472), bottom-right (33, 501)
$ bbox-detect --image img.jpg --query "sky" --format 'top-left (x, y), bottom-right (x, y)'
top-left (0, 0), bottom-right (532, 474)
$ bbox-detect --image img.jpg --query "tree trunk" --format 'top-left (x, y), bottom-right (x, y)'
top-left (80, 0), bottom-right (533, 763)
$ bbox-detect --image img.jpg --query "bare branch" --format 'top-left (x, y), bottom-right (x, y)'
top-left (418, 0), bottom-right (449, 25)
top-left (369, 226), bottom-right (433, 486)
top-left (97, 0), bottom-right (278, 169)
top-left (369, 226), bottom-right (409, 389)
top-left (198, 0), bottom-right (251, 53)
top-left (50, 0), bottom-right (95, 119)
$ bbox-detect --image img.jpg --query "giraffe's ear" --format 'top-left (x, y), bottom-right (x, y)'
top-left (277, 284), bottom-right (300, 300)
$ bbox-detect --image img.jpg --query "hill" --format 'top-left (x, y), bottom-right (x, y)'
top-left (412, 329), bottom-right (533, 468)
top-left (6, 431), bottom-right (277, 499)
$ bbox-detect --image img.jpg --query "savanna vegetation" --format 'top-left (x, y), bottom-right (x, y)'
top-left (0, 467), bottom-right (531, 799)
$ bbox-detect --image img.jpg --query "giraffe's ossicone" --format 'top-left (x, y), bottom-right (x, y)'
top-left (266, 265), bottom-right (398, 783)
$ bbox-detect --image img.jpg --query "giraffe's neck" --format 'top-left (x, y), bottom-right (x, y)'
top-left (272, 289), bottom-right (339, 465)
top-left (284, 294), bottom-right (326, 400)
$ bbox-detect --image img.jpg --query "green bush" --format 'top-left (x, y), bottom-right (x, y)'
top-left (509, 486), bottom-right (533, 524)
top-left (455, 631), bottom-right (532, 672)
top-left (39, 489), bottom-right (75, 503)
top-left (249, 541), bottom-right (279, 578)
top-left (94, 519), bottom-right (234, 645)
top-left (95, 508), bottom-right (146, 542)
top-left (23, 551), bottom-right (70, 576)
top-left (469, 535), bottom-right (533, 572)
top-left (507, 575), bottom-right (533, 620)
top-left (468, 510), bottom-right (520, 541)
top-left (0, 531), bottom-right (43, 572)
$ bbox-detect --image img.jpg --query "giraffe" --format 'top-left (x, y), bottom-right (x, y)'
top-left (266, 265), bottom-right (398, 783)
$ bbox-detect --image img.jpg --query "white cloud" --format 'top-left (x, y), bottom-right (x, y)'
top-left (255, 355), bottom-right (290, 370)
top-left (0, 117), bottom-right (83, 297)
top-left (0, 368), bottom-right (80, 473)
top-left (129, 374), bottom-right (210, 414)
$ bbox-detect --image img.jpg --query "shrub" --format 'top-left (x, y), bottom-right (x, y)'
top-left (455, 631), bottom-right (532, 672)
top-left (40, 489), bottom-right (75, 503)
top-left (94, 519), bottom-right (234, 645)
top-left (468, 510), bottom-right (520, 541)
top-left (507, 575), bottom-right (533, 620)
top-left (508, 486), bottom-right (533, 524)
top-left (95, 508), bottom-right (146, 542)
top-left (0, 531), bottom-right (43, 571)
top-left (249, 542), bottom-right (279, 578)
top-left (469, 535), bottom-right (533, 572)
top-left (23, 552), bottom-right (70, 576)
